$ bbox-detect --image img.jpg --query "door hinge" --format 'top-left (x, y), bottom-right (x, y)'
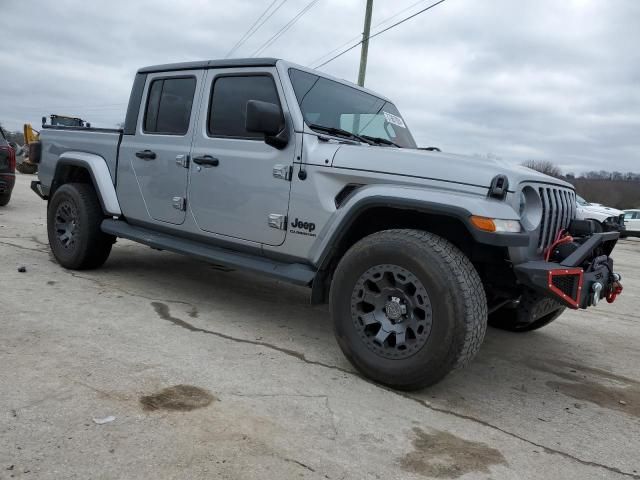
top-left (176, 154), bottom-right (189, 168)
top-left (172, 196), bottom-right (186, 211)
top-left (273, 164), bottom-right (292, 181)
top-left (268, 213), bottom-right (287, 230)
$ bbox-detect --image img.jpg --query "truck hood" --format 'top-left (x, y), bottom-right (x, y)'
top-left (581, 204), bottom-right (624, 216)
top-left (332, 145), bottom-right (573, 191)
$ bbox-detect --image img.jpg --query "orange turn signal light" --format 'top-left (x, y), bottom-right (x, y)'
top-left (470, 216), bottom-right (497, 232)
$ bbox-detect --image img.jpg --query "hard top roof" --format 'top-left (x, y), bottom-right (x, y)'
top-left (137, 57), bottom-right (392, 103)
top-left (138, 58), bottom-right (279, 74)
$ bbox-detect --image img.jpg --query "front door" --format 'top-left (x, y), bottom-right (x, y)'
top-left (121, 70), bottom-right (203, 225)
top-left (188, 67), bottom-right (295, 246)
top-left (625, 211), bottom-right (640, 233)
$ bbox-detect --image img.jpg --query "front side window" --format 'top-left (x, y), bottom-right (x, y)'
top-left (208, 75), bottom-right (281, 138)
top-left (288, 68), bottom-right (417, 148)
top-left (144, 77), bottom-right (196, 135)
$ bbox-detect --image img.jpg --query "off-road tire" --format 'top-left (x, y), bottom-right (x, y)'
top-left (330, 229), bottom-right (487, 390)
top-left (47, 183), bottom-right (114, 270)
top-left (0, 193), bottom-right (11, 206)
top-left (489, 294), bottom-right (565, 332)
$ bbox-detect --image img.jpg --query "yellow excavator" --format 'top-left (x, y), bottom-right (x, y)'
top-left (19, 123), bottom-right (40, 174)
top-left (20, 115), bottom-right (90, 174)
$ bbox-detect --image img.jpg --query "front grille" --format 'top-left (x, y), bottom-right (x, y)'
top-left (537, 187), bottom-right (576, 252)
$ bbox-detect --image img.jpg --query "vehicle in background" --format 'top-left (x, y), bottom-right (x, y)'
top-left (622, 210), bottom-right (640, 238)
top-left (18, 123), bottom-right (41, 174)
top-left (30, 58), bottom-right (624, 390)
top-left (576, 195), bottom-right (625, 232)
top-left (0, 126), bottom-right (16, 206)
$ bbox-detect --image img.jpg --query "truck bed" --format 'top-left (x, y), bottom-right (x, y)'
top-left (38, 125), bottom-right (122, 188)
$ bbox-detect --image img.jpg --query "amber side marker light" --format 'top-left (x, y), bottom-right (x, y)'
top-left (470, 216), bottom-right (521, 233)
top-left (470, 216), bottom-right (496, 232)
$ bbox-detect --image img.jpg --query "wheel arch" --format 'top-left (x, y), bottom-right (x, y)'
top-left (310, 194), bottom-right (525, 304)
top-left (51, 152), bottom-right (121, 216)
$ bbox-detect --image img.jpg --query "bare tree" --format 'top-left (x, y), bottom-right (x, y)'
top-left (521, 160), bottom-right (563, 178)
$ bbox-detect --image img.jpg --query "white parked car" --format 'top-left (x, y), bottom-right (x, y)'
top-left (575, 195), bottom-right (625, 231)
top-left (623, 210), bottom-right (640, 237)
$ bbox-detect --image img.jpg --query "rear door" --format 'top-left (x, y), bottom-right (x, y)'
top-left (119, 71), bottom-right (203, 225)
top-left (188, 67), bottom-right (295, 246)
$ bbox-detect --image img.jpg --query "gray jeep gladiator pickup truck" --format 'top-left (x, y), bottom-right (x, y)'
top-left (31, 58), bottom-right (623, 389)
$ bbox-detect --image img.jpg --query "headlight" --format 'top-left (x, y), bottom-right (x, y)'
top-left (519, 186), bottom-right (543, 231)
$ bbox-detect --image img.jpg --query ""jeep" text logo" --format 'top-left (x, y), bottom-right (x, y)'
top-left (291, 218), bottom-right (316, 232)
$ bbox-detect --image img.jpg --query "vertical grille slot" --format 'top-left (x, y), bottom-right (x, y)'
top-left (535, 185), bottom-right (575, 253)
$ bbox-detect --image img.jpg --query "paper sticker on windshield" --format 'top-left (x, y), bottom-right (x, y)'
top-left (383, 111), bottom-right (406, 128)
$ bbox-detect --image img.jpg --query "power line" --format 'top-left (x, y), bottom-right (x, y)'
top-left (225, 0), bottom-right (279, 58)
top-left (251, 0), bottom-right (321, 57)
top-left (225, 0), bottom-right (289, 58)
top-left (308, 0), bottom-right (431, 67)
top-left (314, 0), bottom-right (447, 69)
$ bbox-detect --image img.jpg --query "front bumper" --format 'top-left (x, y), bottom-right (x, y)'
top-left (514, 232), bottom-right (622, 309)
top-left (603, 214), bottom-right (626, 233)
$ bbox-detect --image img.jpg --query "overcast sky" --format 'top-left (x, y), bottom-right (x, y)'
top-left (1, 0), bottom-right (638, 173)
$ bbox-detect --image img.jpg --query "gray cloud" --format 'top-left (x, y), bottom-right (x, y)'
top-left (1, 0), bottom-right (638, 172)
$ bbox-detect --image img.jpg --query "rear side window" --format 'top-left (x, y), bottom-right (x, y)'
top-left (208, 75), bottom-right (281, 138)
top-left (144, 77), bottom-right (196, 135)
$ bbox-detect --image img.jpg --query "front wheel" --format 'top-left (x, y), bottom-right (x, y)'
top-left (47, 183), bottom-right (115, 270)
top-left (330, 229), bottom-right (487, 390)
top-left (0, 193), bottom-right (11, 207)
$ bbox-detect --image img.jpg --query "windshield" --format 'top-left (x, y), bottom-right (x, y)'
top-left (288, 68), bottom-right (417, 149)
top-left (576, 195), bottom-right (590, 206)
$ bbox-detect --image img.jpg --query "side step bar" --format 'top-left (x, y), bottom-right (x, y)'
top-left (101, 219), bottom-right (316, 286)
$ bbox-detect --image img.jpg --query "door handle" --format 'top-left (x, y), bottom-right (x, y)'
top-left (192, 155), bottom-right (219, 167)
top-left (136, 150), bottom-right (156, 160)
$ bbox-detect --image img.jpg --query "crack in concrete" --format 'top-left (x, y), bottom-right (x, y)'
top-left (282, 457), bottom-right (318, 474)
top-left (0, 240), bottom-right (48, 254)
top-left (282, 456), bottom-right (332, 478)
top-left (152, 301), bottom-right (640, 480)
top-left (151, 301), bottom-right (348, 373)
top-left (69, 273), bottom-right (200, 317)
top-left (324, 396), bottom-right (339, 440)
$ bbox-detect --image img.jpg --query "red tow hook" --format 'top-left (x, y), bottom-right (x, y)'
top-left (606, 274), bottom-right (623, 303)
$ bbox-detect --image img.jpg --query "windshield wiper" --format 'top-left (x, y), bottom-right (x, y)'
top-left (360, 134), bottom-right (401, 148)
top-left (307, 124), bottom-right (374, 145)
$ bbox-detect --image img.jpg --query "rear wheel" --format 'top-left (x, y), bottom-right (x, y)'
top-left (47, 183), bottom-right (115, 270)
top-left (330, 229), bottom-right (487, 390)
top-left (0, 193), bottom-right (10, 206)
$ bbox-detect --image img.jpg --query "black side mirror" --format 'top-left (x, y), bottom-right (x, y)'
top-left (245, 100), bottom-right (288, 149)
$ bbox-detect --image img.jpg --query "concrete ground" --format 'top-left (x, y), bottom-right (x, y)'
top-left (1, 173), bottom-right (639, 480)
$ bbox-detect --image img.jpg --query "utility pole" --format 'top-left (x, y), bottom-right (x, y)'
top-left (357, 0), bottom-right (374, 87)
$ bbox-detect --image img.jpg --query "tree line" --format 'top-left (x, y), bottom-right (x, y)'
top-left (522, 160), bottom-right (640, 209)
